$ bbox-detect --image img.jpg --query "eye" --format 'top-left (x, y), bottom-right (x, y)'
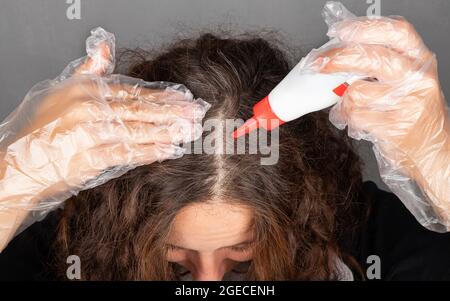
top-left (230, 244), bottom-right (252, 252)
top-left (227, 243), bottom-right (254, 262)
top-left (171, 262), bottom-right (191, 277)
top-left (231, 261), bottom-right (251, 274)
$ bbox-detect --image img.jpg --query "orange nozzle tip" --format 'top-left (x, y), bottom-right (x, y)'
top-left (232, 117), bottom-right (259, 139)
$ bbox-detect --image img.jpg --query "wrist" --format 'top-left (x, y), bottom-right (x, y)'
top-left (409, 128), bottom-right (450, 223)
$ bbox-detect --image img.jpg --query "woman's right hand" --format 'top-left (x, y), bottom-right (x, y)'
top-left (0, 28), bottom-right (209, 251)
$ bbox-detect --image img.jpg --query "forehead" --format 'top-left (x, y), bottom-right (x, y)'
top-left (168, 202), bottom-right (254, 251)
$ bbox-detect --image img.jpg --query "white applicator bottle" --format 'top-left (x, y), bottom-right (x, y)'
top-left (232, 61), bottom-right (363, 139)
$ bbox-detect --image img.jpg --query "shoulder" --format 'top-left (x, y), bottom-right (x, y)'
top-left (0, 210), bottom-right (60, 280)
top-left (358, 181), bottom-right (450, 280)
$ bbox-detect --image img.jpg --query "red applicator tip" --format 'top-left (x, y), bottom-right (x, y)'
top-left (332, 82), bottom-right (349, 97)
top-left (232, 117), bottom-right (259, 139)
top-left (232, 95), bottom-right (284, 139)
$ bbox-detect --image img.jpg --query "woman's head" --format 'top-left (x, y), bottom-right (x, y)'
top-left (55, 33), bottom-right (364, 280)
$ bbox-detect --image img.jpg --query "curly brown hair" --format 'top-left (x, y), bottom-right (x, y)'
top-left (53, 33), bottom-right (365, 280)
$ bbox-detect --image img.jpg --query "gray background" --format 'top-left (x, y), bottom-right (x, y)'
top-left (1, 0), bottom-right (450, 188)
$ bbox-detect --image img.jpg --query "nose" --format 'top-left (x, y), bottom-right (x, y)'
top-left (192, 254), bottom-right (227, 281)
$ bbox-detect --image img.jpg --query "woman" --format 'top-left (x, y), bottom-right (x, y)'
top-left (1, 19), bottom-right (450, 280)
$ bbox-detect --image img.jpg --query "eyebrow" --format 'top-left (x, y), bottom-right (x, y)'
top-left (167, 240), bottom-right (254, 252)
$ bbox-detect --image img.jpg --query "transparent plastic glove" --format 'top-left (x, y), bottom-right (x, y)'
top-left (317, 2), bottom-right (450, 231)
top-left (0, 28), bottom-right (210, 251)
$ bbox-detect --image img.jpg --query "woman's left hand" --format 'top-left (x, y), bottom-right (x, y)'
top-left (319, 17), bottom-right (450, 227)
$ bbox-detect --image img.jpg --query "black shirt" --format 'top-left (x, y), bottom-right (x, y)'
top-left (0, 181), bottom-right (449, 281)
top-left (356, 182), bottom-right (450, 280)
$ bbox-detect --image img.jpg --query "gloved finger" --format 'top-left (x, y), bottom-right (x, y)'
top-left (319, 44), bottom-right (416, 81)
top-left (107, 99), bottom-right (208, 124)
top-left (341, 79), bottom-right (395, 107)
top-left (328, 17), bottom-right (432, 60)
top-left (330, 80), bottom-right (395, 134)
top-left (106, 84), bottom-right (191, 103)
top-left (65, 98), bottom-right (207, 126)
top-left (332, 80), bottom-right (432, 138)
top-left (63, 79), bottom-right (191, 104)
top-left (74, 41), bottom-right (113, 76)
top-left (68, 142), bottom-right (185, 186)
top-left (332, 104), bottom-right (411, 147)
top-left (91, 120), bottom-right (203, 145)
top-left (58, 28), bottom-right (116, 79)
top-left (93, 74), bottom-right (190, 101)
top-left (63, 78), bottom-right (207, 121)
top-left (344, 76), bottom-right (439, 108)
